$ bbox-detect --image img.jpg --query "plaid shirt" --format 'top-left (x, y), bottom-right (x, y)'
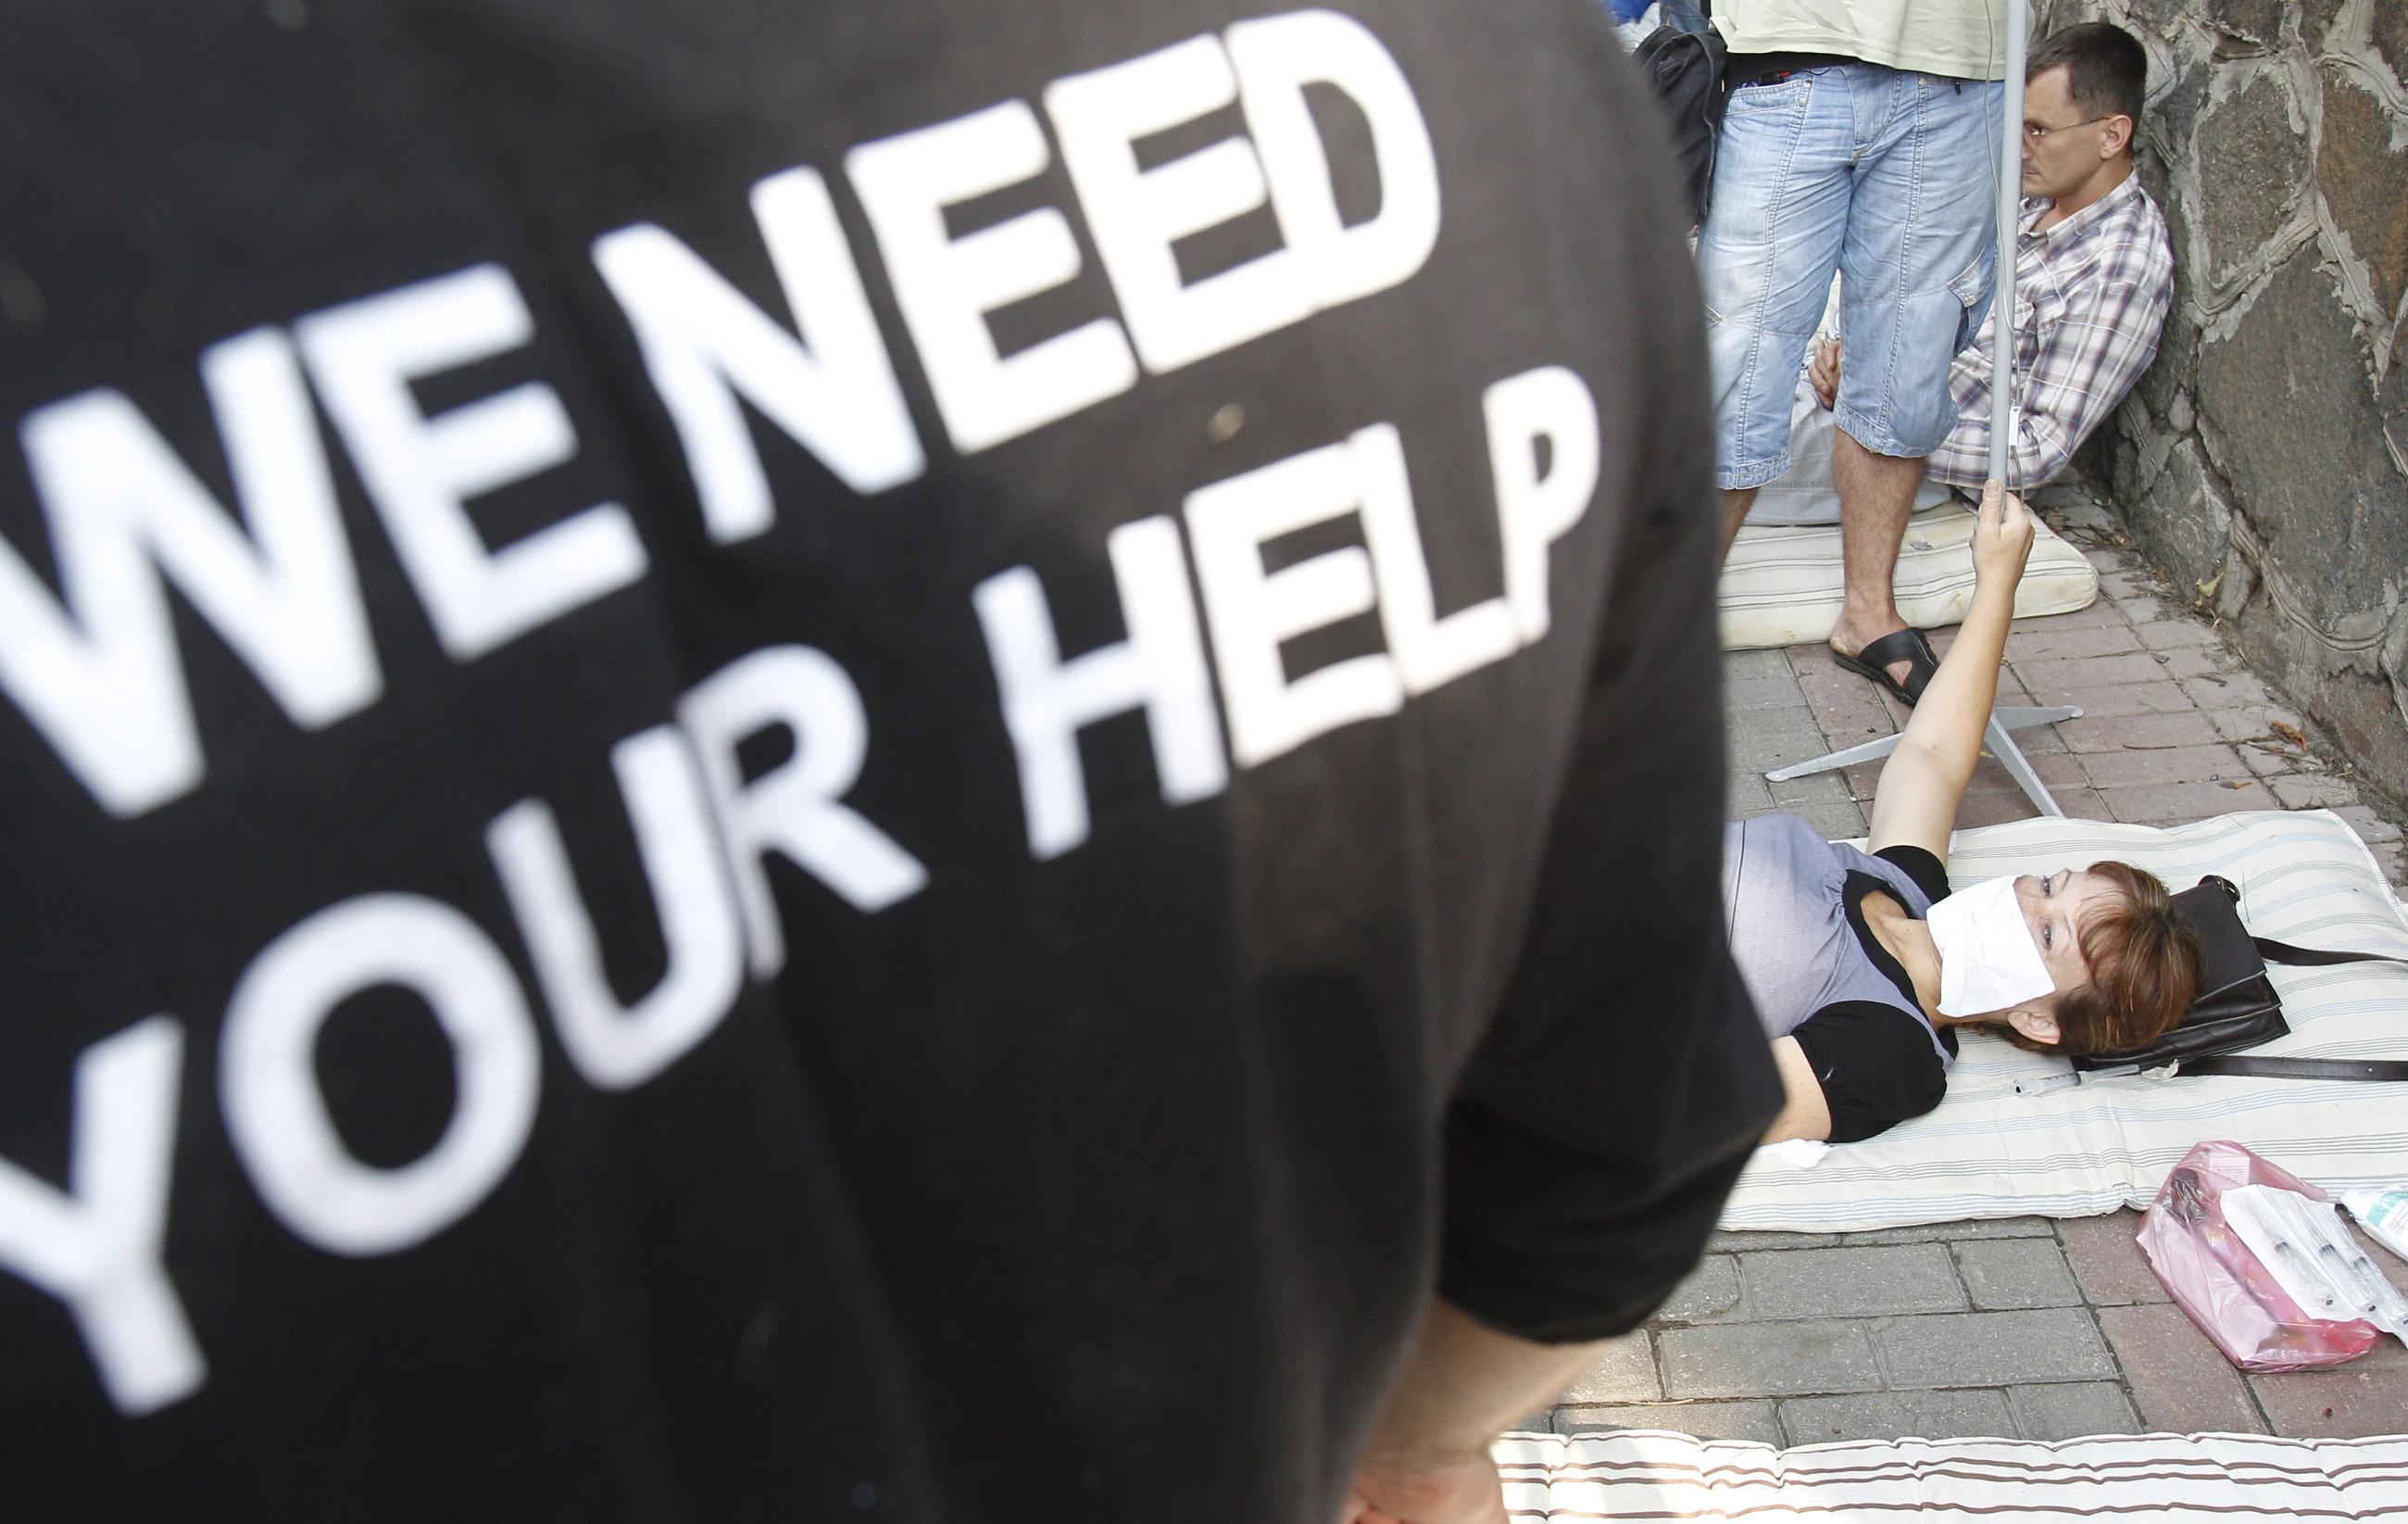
top-left (1925, 173), bottom-right (2174, 490)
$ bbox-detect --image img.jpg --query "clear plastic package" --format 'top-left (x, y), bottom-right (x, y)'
top-left (2135, 1140), bottom-right (2383, 1372)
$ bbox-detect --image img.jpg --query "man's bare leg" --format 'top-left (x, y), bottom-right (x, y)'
top-left (1829, 427), bottom-right (1928, 688)
top-left (1717, 487), bottom-right (1758, 565)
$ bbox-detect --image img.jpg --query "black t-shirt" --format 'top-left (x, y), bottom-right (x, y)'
top-left (1787, 844), bottom-right (1958, 1143)
top-left (0, 3), bottom-right (1778, 1518)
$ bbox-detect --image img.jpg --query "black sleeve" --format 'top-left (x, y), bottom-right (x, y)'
top-left (1438, 526), bottom-right (1781, 1338)
top-left (1875, 843), bottom-right (1950, 905)
top-left (1433, 46), bottom-right (1782, 1341)
top-left (1786, 1001), bottom-right (1949, 1144)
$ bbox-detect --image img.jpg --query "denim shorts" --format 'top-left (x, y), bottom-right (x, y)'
top-left (1697, 64), bottom-right (2001, 490)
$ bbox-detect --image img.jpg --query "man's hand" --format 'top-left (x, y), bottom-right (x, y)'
top-left (1807, 338), bottom-right (1841, 409)
top-left (1340, 1448), bottom-right (1509, 1524)
top-left (1970, 480), bottom-right (2035, 591)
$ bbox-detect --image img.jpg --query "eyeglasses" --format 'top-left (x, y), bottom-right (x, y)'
top-left (2023, 116), bottom-right (2116, 142)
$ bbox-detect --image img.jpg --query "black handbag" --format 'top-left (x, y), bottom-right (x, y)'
top-left (2070, 874), bottom-right (2408, 1080)
top-left (1632, 9), bottom-right (1727, 226)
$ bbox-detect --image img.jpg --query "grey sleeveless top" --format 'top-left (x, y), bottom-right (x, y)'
top-left (1721, 813), bottom-right (1954, 1066)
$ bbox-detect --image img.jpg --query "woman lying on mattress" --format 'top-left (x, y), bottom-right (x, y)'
top-left (1727, 484), bottom-right (2201, 1145)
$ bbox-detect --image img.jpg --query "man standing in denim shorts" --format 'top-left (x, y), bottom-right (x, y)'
top-left (1702, 3), bottom-right (2013, 705)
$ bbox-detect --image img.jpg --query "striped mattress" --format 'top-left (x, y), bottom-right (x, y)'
top-left (1722, 810), bottom-right (2408, 1233)
top-left (1495, 1430), bottom-right (2408, 1521)
top-left (1719, 502), bottom-right (2099, 651)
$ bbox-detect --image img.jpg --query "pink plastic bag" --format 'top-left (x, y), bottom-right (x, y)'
top-left (2137, 1140), bottom-right (2382, 1372)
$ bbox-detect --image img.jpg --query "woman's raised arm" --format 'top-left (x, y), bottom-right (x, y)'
top-left (1864, 483), bottom-right (2037, 860)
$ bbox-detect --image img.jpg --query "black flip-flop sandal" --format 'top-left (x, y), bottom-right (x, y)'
top-left (1830, 626), bottom-right (1940, 707)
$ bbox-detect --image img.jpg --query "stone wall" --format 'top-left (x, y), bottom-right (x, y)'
top-left (2045, 0), bottom-right (2408, 807)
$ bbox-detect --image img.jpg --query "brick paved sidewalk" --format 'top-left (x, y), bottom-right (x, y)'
top-left (1540, 490), bottom-right (2408, 1446)
top-left (1719, 487), bottom-right (2404, 872)
top-left (1546, 1215), bottom-right (2408, 1446)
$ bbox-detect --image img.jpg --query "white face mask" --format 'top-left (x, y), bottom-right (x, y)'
top-left (1925, 874), bottom-right (2056, 1019)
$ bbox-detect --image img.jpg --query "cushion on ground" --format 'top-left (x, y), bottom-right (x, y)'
top-left (1719, 501), bottom-right (2099, 651)
top-left (1722, 810), bottom-right (2408, 1233)
top-left (1495, 1430), bottom-right (2408, 1522)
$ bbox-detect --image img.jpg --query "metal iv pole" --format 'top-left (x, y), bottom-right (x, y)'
top-left (1764, 0), bottom-right (2084, 818)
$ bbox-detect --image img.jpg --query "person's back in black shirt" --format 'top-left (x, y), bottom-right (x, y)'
top-left (0, 3), bottom-right (1777, 1518)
